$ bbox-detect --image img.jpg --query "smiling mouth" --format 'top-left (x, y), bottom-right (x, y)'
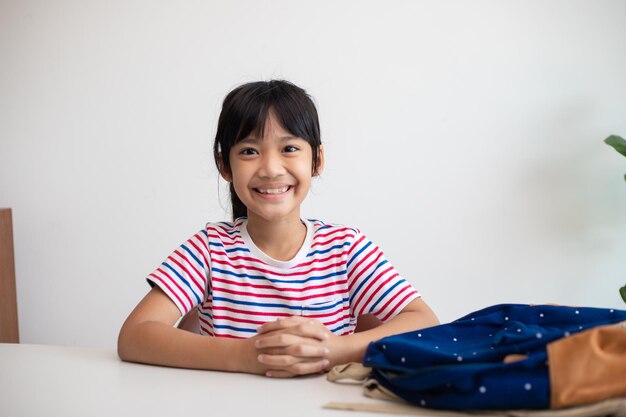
top-left (254, 186), bottom-right (291, 195)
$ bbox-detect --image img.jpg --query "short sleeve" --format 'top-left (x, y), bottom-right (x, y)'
top-left (346, 232), bottom-right (420, 322)
top-left (147, 230), bottom-right (211, 316)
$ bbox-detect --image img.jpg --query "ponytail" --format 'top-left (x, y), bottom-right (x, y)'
top-left (229, 183), bottom-right (247, 220)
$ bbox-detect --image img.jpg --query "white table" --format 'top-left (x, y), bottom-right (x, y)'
top-left (0, 343), bottom-right (404, 417)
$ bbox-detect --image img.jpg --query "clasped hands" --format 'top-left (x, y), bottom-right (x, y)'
top-left (251, 316), bottom-right (344, 378)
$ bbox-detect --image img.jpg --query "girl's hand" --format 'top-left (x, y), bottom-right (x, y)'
top-left (254, 317), bottom-right (344, 378)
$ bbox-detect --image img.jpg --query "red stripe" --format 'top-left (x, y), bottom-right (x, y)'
top-left (198, 314), bottom-right (213, 329)
top-left (315, 226), bottom-right (355, 239)
top-left (188, 237), bottom-right (210, 271)
top-left (156, 269), bottom-right (195, 309)
top-left (210, 250), bottom-right (349, 272)
top-left (195, 232), bottom-right (210, 251)
top-left (211, 257), bottom-right (346, 278)
top-left (294, 252), bottom-right (345, 268)
top-left (381, 290), bottom-right (417, 322)
top-left (377, 287), bottom-right (416, 322)
top-left (320, 314), bottom-right (351, 327)
top-left (208, 232), bottom-right (245, 245)
top-left (311, 232), bottom-right (353, 248)
top-left (348, 250), bottom-right (383, 292)
top-left (212, 333), bottom-right (245, 339)
top-left (172, 249), bottom-right (205, 287)
top-left (211, 305), bottom-right (292, 318)
top-left (149, 272), bottom-right (192, 312)
top-left (353, 266), bottom-right (394, 311)
top-left (211, 222), bottom-right (244, 234)
top-left (208, 228), bottom-right (240, 241)
top-left (372, 285), bottom-right (409, 320)
top-left (303, 304), bottom-right (350, 319)
top-left (199, 328), bottom-right (215, 336)
top-left (209, 251), bottom-right (270, 266)
top-left (212, 286), bottom-right (347, 302)
top-left (355, 269), bottom-right (397, 316)
top-left (173, 248), bottom-right (205, 280)
top-left (198, 324), bottom-right (215, 336)
top-left (347, 234), bottom-right (366, 256)
top-left (212, 315), bottom-right (267, 326)
top-left (211, 276), bottom-right (347, 293)
top-left (169, 252), bottom-right (205, 294)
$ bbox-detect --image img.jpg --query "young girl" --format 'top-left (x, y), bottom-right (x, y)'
top-left (118, 80), bottom-right (439, 378)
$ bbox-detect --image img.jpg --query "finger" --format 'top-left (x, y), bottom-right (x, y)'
top-left (258, 323), bottom-right (329, 342)
top-left (288, 359), bottom-right (329, 376)
top-left (258, 354), bottom-right (299, 367)
top-left (265, 359), bottom-right (329, 378)
top-left (265, 370), bottom-right (295, 378)
top-left (257, 316), bottom-right (310, 334)
top-left (256, 331), bottom-right (328, 349)
top-left (261, 344), bottom-right (329, 359)
top-left (255, 333), bottom-right (303, 349)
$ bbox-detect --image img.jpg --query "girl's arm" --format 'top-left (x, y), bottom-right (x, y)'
top-left (255, 298), bottom-right (439, 377)
top-left (118, 286), bottom-right (328, 374)
top-left (338, 297), bottom-right (439, 362)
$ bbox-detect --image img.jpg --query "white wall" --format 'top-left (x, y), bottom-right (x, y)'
top-left (1, 0), bottom-right (625, 347)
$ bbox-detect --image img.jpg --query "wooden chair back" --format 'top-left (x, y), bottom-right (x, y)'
top-left (0, 208), bottom-right (19, 343)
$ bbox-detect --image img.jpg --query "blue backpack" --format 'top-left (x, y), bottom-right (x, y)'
top-left (363, 304), bottom-right (626, 410)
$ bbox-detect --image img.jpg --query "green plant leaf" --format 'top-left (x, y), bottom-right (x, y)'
top-left (621, 285), bottom-right (626, 303)
top-left (605, 135), bottom-right (626, 158)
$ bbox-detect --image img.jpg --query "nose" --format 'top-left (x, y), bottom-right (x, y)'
top-left (258, 151), bottom-right (286, 179)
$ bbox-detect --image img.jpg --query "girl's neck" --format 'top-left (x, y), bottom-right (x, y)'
top-left (245, 214), bottom-right (307, 262)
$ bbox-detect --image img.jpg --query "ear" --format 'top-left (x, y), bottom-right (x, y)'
top-left (217, 153), bottom-right (232, 182)
top-left (313, 144), bottom-right (325, 177)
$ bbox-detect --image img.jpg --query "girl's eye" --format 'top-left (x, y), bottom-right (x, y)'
top-left (239, 148), bottom-right (258, 156)
top-left (283, 145), bottom-right (299, 153)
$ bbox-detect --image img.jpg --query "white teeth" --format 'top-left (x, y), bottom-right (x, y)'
top-left (257, 186), bottom-right (289, 194)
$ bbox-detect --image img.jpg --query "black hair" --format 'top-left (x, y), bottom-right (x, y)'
top-left (213, 80), bottom-right (322, 221)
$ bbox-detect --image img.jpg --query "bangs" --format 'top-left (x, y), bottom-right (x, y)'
top-left (232, 100), bottom-right (272, 144)
top-left (214, 79), bottom-right (321, 166)
top-left (231, 88), bottom-right (316, 145)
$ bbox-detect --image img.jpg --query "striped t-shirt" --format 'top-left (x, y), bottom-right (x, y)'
top-left (147, 218), bottom-right (420, 338)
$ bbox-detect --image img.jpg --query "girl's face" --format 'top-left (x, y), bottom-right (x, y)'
top-left (224, 110), bottom-right (323, 225)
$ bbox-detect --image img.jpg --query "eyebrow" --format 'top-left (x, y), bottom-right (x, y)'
top-left (237, 135), bottom-right (301, 145)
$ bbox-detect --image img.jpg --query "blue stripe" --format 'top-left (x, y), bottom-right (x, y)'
top-left (212, 267), bottom-right (346, 284)
top-left (301, 298), bottom-right (347, 312)
top-left (329, 321), bottom-right (351, 334)
top-left (212, 296), bottom-right (349, 311)
top-left (208, 242), bottom-right (251, 253)
top-left (181, 244), bottom-right (204, 270)
top-left (162, 262), bottom-right (201, 304)
top-left (213, 324), bottom-right (257, 333)
top-left (213, 296), bottom-right (304, 310)
top-left (306, 242), bottom-right (351, 257)
top-left (214, 221), bottom-right (238, 234)
top-left (199, 311), bottom-right (212, 321)
top-left (347, 241), bottom-right (371, 268)
top-left (369, 279), bottom-right (405, 312)
top-left (225, 246), bottom-right (250, 253)
top-left (215, 220), bottom-right (244, 235)
top-left (349, 259), bottom-right (389, 305)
